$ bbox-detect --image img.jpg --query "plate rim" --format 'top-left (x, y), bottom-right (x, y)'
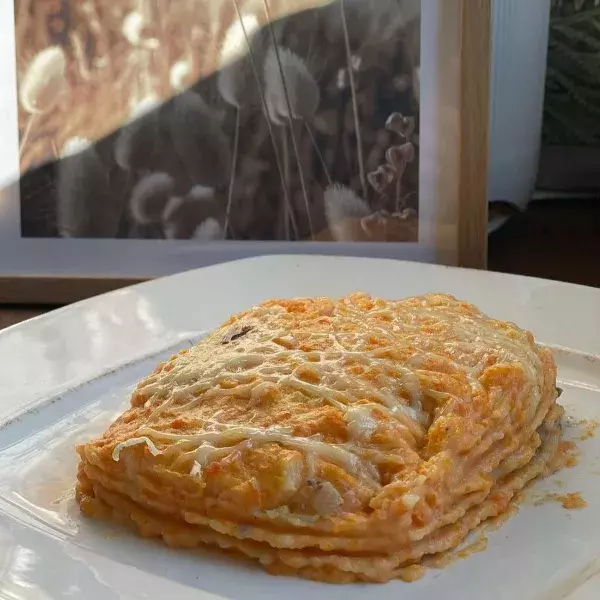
top-left (2, 254), bottom-right (600, 335)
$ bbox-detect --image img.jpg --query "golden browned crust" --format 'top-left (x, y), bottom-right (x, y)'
top-left (76, 293), bottom-right (562, 582)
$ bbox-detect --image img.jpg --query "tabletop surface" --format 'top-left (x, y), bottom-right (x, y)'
top-left (0, 307), bottom-right (49, 330)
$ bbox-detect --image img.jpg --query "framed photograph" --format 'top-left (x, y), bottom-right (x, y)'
top-left (0, 0), bottom-right (490, 304)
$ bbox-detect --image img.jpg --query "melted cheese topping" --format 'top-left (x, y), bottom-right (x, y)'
top-left (110, 293), bottom-right (548, 508)
top-left (133, 424), bottom-right (380, 484)
top-left (112, 436), bottom-right (160, 461)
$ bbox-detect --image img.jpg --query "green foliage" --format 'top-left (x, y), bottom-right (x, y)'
top-left (544, 0), bottom-right (600, 146)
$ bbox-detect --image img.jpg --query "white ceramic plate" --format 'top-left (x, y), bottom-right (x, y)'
top-left (1, 255), bottom-right (599, 600)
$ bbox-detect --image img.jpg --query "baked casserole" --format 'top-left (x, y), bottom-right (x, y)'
top-left (76, 293), bottom-right (563, 583)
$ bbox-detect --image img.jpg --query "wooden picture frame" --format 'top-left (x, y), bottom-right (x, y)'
top-left (457, 0), bottom-right (491, 269)
top-left (1, 0), bottom-right (491, 304)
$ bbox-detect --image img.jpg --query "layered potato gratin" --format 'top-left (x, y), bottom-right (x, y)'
top-left (76, 293), bottom-right (563, 583)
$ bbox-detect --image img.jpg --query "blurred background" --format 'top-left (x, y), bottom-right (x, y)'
top-left (490, 0), bottom-right (600, 288)
top-left (6, 0), bottom-right (600, 313)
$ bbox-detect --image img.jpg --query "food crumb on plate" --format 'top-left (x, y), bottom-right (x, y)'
top-left (533, 492), bottom-right (588, 510)
top-left (555, 440), bottom-right (580, 469)
top-left (557, 492), bottom-right (588, 510)
top-left (579, 419), bottom-right (599, 441)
